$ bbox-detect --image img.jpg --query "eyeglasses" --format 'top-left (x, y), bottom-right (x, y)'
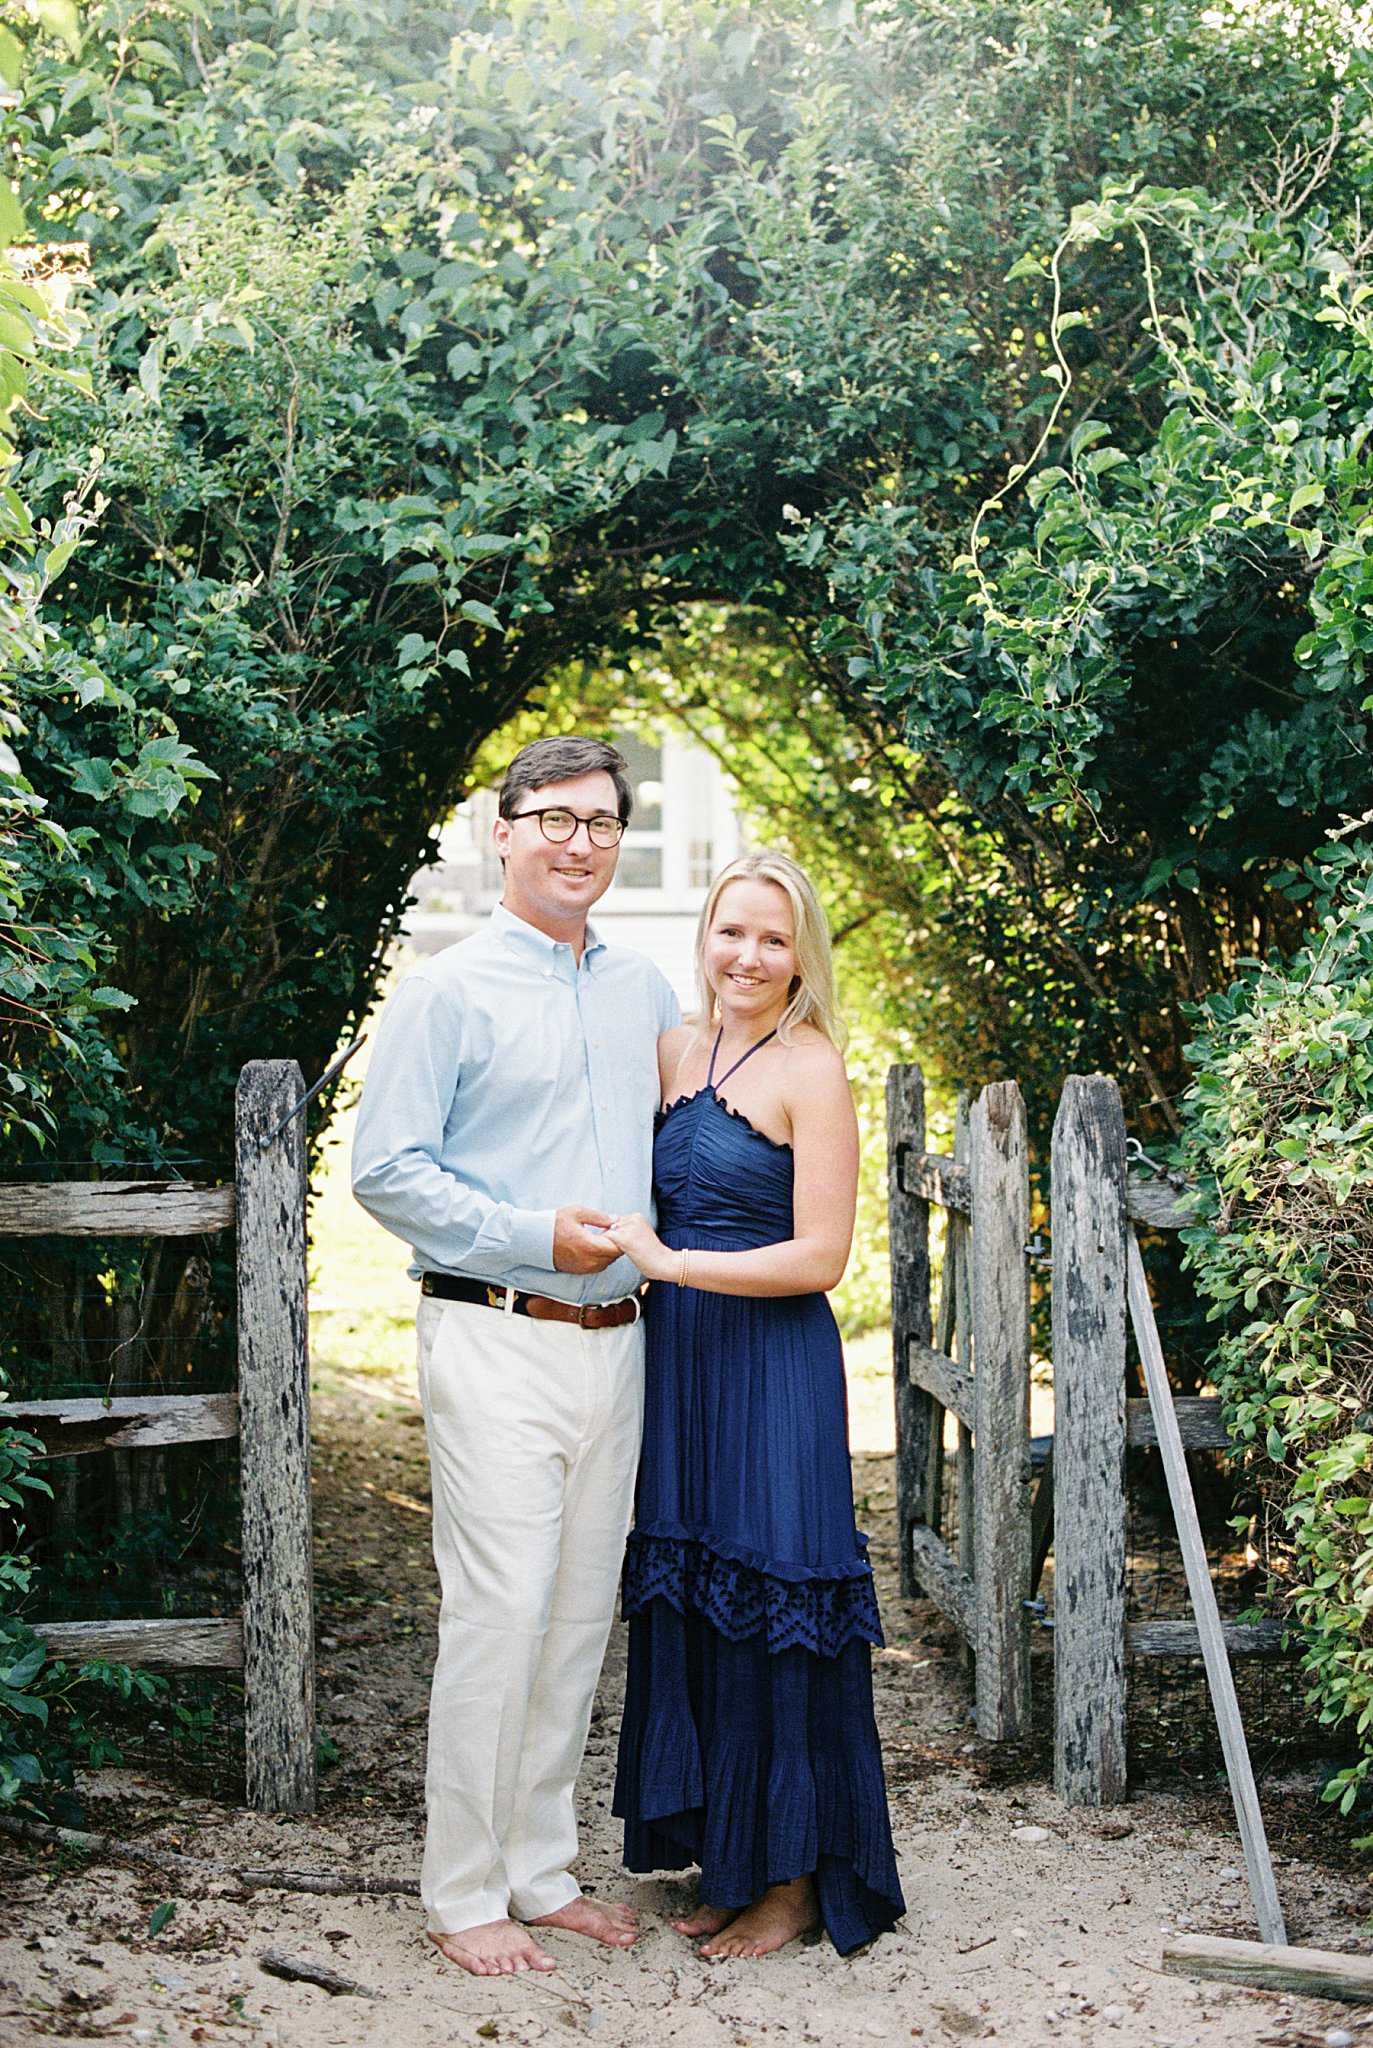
top-left (510, 806), bottom-right (626, 849)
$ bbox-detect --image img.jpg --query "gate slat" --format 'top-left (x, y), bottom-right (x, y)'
top-left (906, 1339), bottom-right (974, 1430)
top-left (909, 1525), bottom-right (975, 1639)
top-left (902, 1153), bottom-right (970, 1215)
top-left (33, 1616), bottom-right (243, 1668)
top-left (1128, 1619), bottom-right (1288, 1657)
top-left (0, 1182), bottom-right (235, 1237)
top-left (888, 1066), bottom-right (937, 1598)
top-left (970, 1081), bottom-right (1032, 1742)
top-left (7, 1393), bottom-right (239, 1457)
top-left (1126, 1395), bottom-right (1229, 1449)
top-left (1052, 1075), bottom-right (1129, 1807)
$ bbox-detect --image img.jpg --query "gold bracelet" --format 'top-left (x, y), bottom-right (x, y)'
top-left (678, 1247), bottom-right (691, 1288)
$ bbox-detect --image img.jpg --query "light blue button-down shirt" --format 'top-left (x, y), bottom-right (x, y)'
top-left (351, 903), bottom-right (680, 1304)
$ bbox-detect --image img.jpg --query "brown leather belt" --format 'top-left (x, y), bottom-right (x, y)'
top-left (420, 1272), bottom-right (641, 1329)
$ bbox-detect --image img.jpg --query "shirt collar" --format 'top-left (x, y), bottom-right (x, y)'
top-left (491, 901), bottom-right (607, 964)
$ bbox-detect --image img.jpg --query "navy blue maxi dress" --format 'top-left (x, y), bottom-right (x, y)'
top-left (613, 1035), bottom-right (906, 1955)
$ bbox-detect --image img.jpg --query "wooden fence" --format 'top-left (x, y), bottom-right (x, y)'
top-left (889, 1064), bottom-right (1283, 1806)
top-left (886, 1066), bottom-right (1032, 1740)
top-left (0, 1061), bottom-right (316, 1813)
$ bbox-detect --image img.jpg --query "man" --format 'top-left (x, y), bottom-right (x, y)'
top-left (352, 735), bottom-right (679, 1977)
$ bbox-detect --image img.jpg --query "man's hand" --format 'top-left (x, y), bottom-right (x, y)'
top-left (552, 1205), bottom-right (620, 1274)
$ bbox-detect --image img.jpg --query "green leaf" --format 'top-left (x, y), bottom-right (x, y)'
top-left (41, 538), bottom-right (79, 582)
top-left (445, 342), bottom-right (482, 381)
top-left (133, 39), bottom-right (184, 76)
top-left (459, 600), bottom-right (501, 631)
top-left (0, 183), bottom-right (27, 245)
top-left (67, 758), bottom-right (117, 801)
top-left (32, 0), bottom-right (80, 53)
top-left (148, 1901), bottom-right (176, 1937)
top-left (0, 1642), bottom-right (45, 1689)
top-left (0, 25), bottom-right (24, 87)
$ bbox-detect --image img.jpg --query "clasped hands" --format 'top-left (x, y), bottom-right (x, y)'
top-left (551, 1203), bottom-right (672, 1280)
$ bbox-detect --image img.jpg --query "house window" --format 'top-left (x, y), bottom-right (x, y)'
top-left (617, 733), bottom-right (663, 830)
top-left (688, 837), bottom-right (713, 889)
top-left (616, 844), bottom-right (663, 890)
top-left (613, 732), bottom-right (664, 891)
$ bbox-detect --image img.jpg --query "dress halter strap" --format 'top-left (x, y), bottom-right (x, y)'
top-left (707, 1027), bottom-right (778, 1091)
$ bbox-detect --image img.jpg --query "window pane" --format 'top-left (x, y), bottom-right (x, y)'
top-left (615, 732), bottom-right (663, 831)
top-left (689, 837), bottom-right (714, 889)
top-left (615, 845), bottom-right (663, 889)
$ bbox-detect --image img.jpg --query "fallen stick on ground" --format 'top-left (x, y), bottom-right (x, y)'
top-left (1163, 1933), bottom-right (1373, 2005)
top-left (260, 1948), bottom-right (383, 1998)
top-left (0, 1814), bottom-right (420, 1897)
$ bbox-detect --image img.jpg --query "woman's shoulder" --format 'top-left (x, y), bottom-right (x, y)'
top-left (779, 1027), bottom-right (850, 1089)
top-left (658, 1021), bottom-right (697, 1060)
top-left (657, 1022), bottom-right (702, 1098)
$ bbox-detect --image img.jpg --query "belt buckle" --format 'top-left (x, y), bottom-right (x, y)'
top-left (576, 1302), bottom-right (595, 1328)
top-left (486, 1285), bottom-right (510, 1311)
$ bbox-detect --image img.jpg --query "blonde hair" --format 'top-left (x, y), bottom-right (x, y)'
top-left (693, 850), bottom-right (847, 1050)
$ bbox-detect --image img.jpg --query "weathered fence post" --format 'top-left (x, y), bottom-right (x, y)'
top-left (236, 1060), bottom-right (317, 1813)
top-left (970, 1081), bottom-right (1032, 1740)
top-left (888, 1064), bottom-right (934, 1598)
top-left (952, 1097), bottom-right (975, 1601)
top-left (1051, 1074), bottom-right (1128, 1806)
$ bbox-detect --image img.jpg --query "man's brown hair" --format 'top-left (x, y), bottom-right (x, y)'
top-left (497, 736), bottom-right (633, 824)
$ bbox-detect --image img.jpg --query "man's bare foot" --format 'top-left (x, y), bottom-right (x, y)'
top-left (527, 1894), bottom-right (638, 1948)
top-left (670, 1902), bottom-right (738, 1938)
top-left (427, 1921), bottom-right (556, 1976)
top-left (699, 1876), bottom-right (819, 1959)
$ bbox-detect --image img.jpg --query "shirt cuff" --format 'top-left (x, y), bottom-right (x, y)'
top-left (507, 1206), bottom-right (559, 1272)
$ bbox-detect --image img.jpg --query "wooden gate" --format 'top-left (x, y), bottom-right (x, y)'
top-left (890, 1064), bottom-right (1293, 1800)
top-left (0, 1061), bottom-right (316, 1812)
top-left (886, 1064), bottom-right (1033, 1740)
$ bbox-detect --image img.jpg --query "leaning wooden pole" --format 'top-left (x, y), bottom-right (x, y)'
top-left (887, 1064), bottom-right (933, 1600)
top-left (970, 1080), bottom-right (1032, 1741)
top-left (1127, 1237), bottom-right (1286, 1945)
top-left (236, 1060), bottom-right (317, 1813)
top-left (1051, 1075), bottom-right (1129, 1807)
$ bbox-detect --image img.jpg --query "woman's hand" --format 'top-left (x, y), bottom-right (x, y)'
top-left (604, 1212), bottom-right (675, 1282)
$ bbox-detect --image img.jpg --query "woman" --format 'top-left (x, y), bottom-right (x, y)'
top-left (604, 850), bottom-right (905, 1960)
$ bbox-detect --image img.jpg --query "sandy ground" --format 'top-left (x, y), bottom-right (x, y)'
top-left (3, 1354), bottom-right (1372, 2048)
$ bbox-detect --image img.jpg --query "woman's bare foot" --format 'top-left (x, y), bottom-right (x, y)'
top-left (670, 1902), bottom-right (738, 1939)
top-left (527, 1894), bottom-right (638, 1948)
top-left (699, 1876), bottom-right (819, 1959)
top-left (427, 1921), bottom-right (556, 1976)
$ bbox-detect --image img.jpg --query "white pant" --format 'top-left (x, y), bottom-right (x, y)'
top-left (415, 1294), bottom-right (644, 1934)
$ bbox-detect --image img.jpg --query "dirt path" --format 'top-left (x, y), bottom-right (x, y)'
top-left (3, 1368), bottom-right (1370, 2048)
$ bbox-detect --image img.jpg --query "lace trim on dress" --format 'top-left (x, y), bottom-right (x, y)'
top-left (622, 1529), bottom-right (884, 1657)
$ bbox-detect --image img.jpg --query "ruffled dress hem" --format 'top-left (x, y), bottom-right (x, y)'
top-left (616, 1530), bottom-right (905, 1954)
top-left (622, 1527), bottom-right (885, 1659)
top-left (614, 1590), bottom-right (906, 1955)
